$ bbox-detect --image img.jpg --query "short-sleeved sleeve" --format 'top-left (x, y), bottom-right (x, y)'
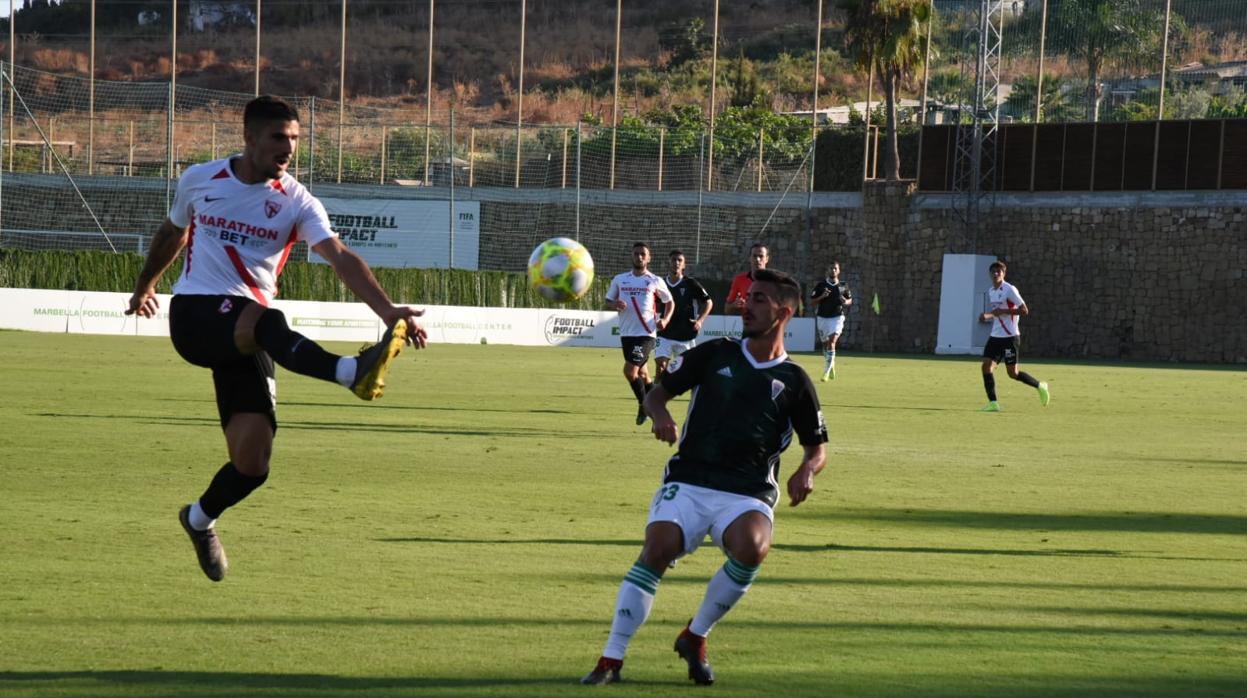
top-left (167, 174), bottom-right (195, 228)
top-left (1007, 284), bottom-right (1025, 308)
top-left (690, 278), bottom-right (711, 302)
top-left (293, 188), bottom-right (336, 247)
top-left (655, 279), bottom-right (673, 303)
top-left (658, 339), bottom-right (716, 396)
top-left (809, 281), bottom-right (824, 299)
top-left (789, 372), bottom-right (829, 446)
top-left (605, 275), bottom-right (621, 302)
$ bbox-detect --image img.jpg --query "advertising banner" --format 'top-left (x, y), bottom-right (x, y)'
top-left (317, 199), bottom-right (480, 270)
top-left (0, 289), bottom-right (817, 352)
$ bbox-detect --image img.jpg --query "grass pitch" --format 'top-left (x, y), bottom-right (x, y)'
top-left (0, 329), bottom-right (1244, 697)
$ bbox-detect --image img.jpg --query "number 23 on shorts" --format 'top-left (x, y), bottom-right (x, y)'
top-left (651, 483), bottom-right (680, 509)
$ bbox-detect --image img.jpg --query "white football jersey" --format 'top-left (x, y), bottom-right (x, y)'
top-left (169, 158), bottom-right (336, 305)
top-left (986, 281), bottom-right (1026, 338)
top-left (606, 270), bottom-right (673, 338)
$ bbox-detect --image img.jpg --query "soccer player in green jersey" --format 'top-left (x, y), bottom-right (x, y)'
top-left (582, 269), bottom-right (829, 686)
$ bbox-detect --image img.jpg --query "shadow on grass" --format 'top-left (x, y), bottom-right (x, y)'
top-left (34, 413), bottom-right (611, 438)
top-left (814, 508), bottom-right (1247, 536)
top-left (0, 670), bottom-right (578, 693)
top-left (377, 536), bottom-right (1199, 562)
top-left (1, 668), bottom-right (1244, 698)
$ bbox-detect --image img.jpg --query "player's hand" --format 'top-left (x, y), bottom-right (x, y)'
top-left (657, 318), bottom-right (668, 331)
top-left (651, 416), bottom-right (678, 445)
top-left (979, 312), bottom-right (993, 323)
top-left (385, 307), bottom-right (428, 348)
top-left (125, 288), bottom-right (159, 318)
top-left (786, 463), bottom-right (817, 507)
top-left (692, 319), bottom-right (703, 331)
top-left (613, 299), bottom-right (626, 312)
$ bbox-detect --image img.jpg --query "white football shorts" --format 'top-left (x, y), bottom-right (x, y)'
top-left (647, 482), bottom-right (773, 558)
top-left (655, 336), bottom-right (696, 361)
top-left (816, 315), bottom-right (846, 342)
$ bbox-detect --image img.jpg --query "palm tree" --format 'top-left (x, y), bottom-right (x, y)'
top-left (1005, 73), bottom-right (1076, 123)
top-left (837, 0), bottom-right (932, 181)
top-left (1051, 0), bottom-right (1166, 122)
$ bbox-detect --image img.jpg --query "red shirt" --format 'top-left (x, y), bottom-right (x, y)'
top-left (726, 271), bottom-right (754, 315)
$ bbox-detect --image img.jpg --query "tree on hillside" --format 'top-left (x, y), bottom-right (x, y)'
top-left (1005, 73), bottom-right (1078, 123)
top-left (1049, 0), bottom-right (1167, 122)
top-left (837, 0), bottom-right (931, 181)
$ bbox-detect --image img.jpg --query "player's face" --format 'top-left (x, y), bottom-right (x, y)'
top-left (244, 119), bottom-right (298, 181)
top-left (989, 266), bottom-right (1005, 287)
top-left (632, 246), bottom-right (650, 271)
top-left (829, 262), bottom-right (840, 279)
top-left (669, 254), bottom-right (685, 276)
top-left (749, 246), bottom-right (769, 271)
top-left (741, 281), bottom-right (791, 339)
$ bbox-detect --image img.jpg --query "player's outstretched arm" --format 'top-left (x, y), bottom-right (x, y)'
top-left (786, 443), bottom-right (827, 507)
top-left (644, 384), bottom-right (679, 445)
top-left (126, 218), bottom-right (187, 318)
top-left (313, 238), bottom-right (428, 348)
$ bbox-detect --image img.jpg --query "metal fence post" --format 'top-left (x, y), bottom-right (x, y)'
top-left (308, 96), bottom-right (316, 190)
top-left (1031, 0), bottom-right (1049, 192)
top-left (165, 82), bottom-right (174, 209)
top-left (1152, 0), bottom-right (1173, 191)
top-left (456, 107), bottom-right (461, 267)
top-left (574, 121), bottom-right (582, 240)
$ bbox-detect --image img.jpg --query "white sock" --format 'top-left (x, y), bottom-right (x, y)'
top-left (823, 351), bottom-right (832, 371)
top-left (335, 357), bottom-right (357, 387)
top-left (188, 501), bottom-right (215, 531)
top-left (603, 562), bottom-right (661, 660)
top-left (689, 558), bottom-right (757, 636)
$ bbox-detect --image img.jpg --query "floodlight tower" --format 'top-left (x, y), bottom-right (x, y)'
top-left (951, 0), bottom-right (1005, 252)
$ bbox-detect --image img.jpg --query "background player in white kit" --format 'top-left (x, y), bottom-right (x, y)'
top-left (605, 242), bottom-right (673, 425)
top-left (979, 260), bottom-right (1050, 412)
top-left (125, 96), bottom-right (428, 582)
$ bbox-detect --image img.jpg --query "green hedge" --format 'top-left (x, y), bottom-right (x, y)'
top-left (0, 249), bottom-right (608, 310)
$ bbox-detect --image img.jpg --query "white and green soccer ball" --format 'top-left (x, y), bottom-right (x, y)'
top-left (528, 237), bottom-right (595, 302)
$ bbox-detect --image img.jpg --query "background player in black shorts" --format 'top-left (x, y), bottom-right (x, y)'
top-left (126, 96), bottom-right (427, 582)
top-left (979, 260), bottom-right (1049, 412)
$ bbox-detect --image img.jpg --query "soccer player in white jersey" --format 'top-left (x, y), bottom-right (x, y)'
top-left (979, 260), bottom-right (1050, 412)
top-left (581, 269), bottom-right (828, 686)
top-left (125, 96), bottom-right (428, 582)
top-left (605, 242), bottom-right (674, 426)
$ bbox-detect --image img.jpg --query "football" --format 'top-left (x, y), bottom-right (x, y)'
top-left (527, 237), bottom-right (595, 302)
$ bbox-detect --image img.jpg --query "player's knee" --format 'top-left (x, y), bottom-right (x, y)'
top-left (730, 542), bottom-right (769, 568)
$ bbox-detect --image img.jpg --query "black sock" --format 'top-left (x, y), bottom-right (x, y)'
top-left (982, 373), bottom-right (997, 402)
top-left (254, 308), bottom-right (340, 382)
top-left (198, 462), bottom-right (269, 519)
top-left (629, 377), bottom-right (647, 403)
top-left (1014, 371), bottom-right (1040, 388)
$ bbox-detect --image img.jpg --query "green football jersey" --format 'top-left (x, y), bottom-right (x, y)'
top-left (659, 338), bottom-right (828, 507)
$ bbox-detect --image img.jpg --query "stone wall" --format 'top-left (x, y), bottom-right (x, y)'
top-left (5, 175), bottom-right (1244, 362)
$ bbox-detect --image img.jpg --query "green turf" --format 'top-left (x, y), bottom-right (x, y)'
top-left (0, 329), bottom-right (1244, 697)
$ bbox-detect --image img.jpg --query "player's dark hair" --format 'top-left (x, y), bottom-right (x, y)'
top-left (749, 242), bottom-right (769, 256)
top-left (752, 269), bottom-right (801, 311)
top-left (989, 261), bottom-right (1007, 273)
top-left (632, 241), bottom-right (649, 251)
top-left (669, 249), bottom-right (684, 260)
top-left (244, 95), bottom-right (300, 132)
